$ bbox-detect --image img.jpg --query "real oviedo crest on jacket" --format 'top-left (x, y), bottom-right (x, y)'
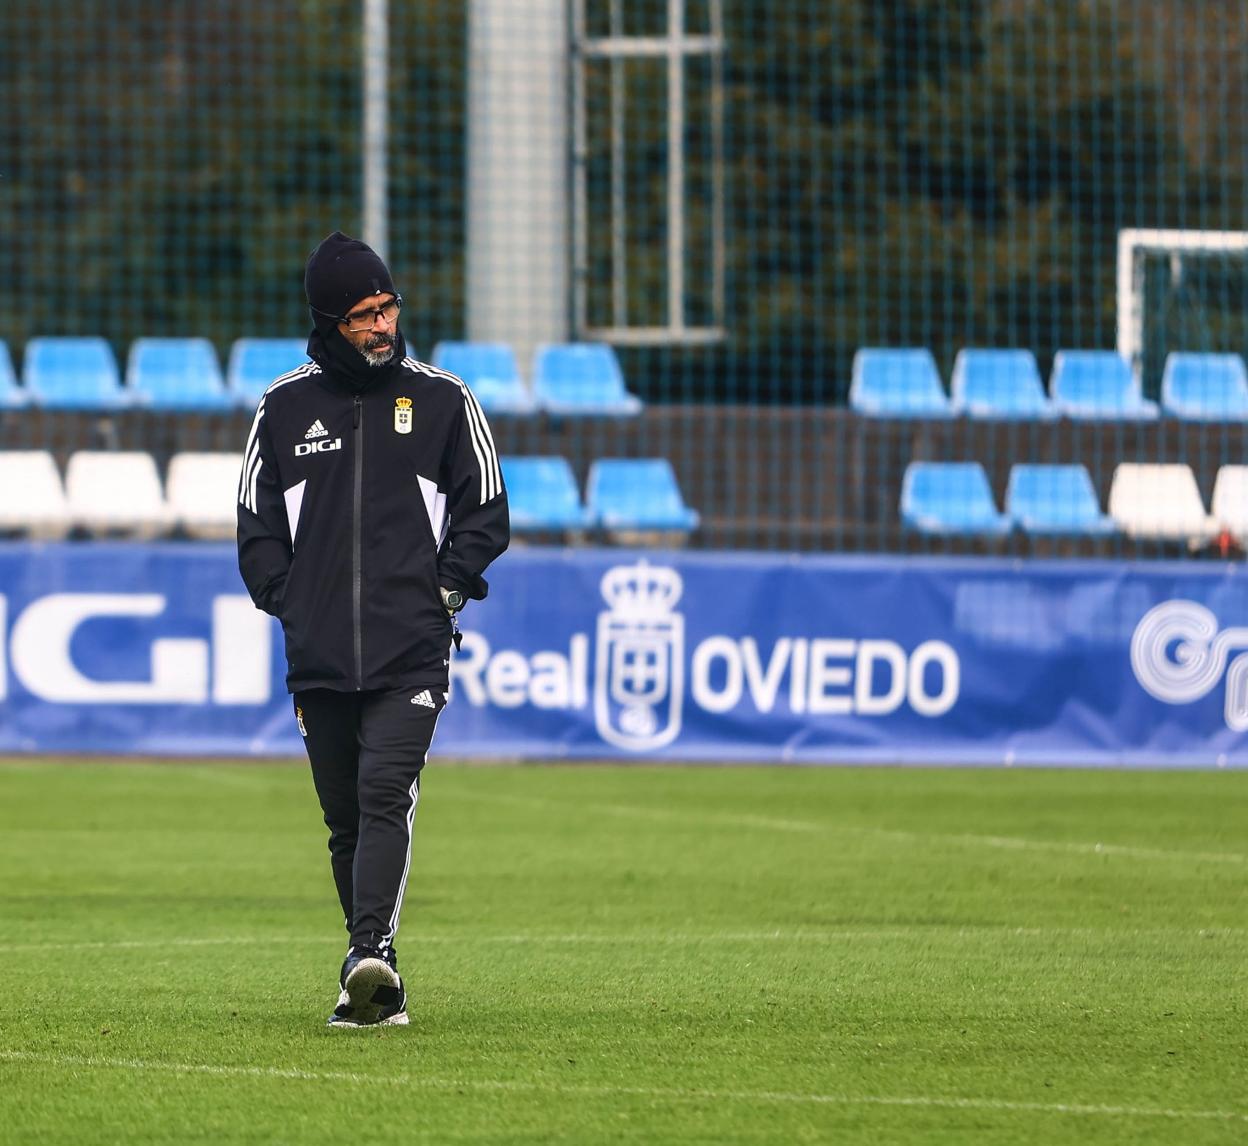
top-left (395, 396), bottom-right (413, 434)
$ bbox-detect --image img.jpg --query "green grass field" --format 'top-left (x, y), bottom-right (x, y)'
top-left (0, 759), bottom-right (1245, 1144)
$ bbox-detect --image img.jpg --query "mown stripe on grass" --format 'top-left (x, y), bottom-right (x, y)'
top-left (463, 791), bottom-right (1248, 864)
top-left (0, 1049), bottom-right (1244, 1126)
top-left (0, 925), bottom-right (1243, 955)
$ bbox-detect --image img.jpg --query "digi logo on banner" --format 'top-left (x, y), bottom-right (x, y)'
top-left (452, 560), bottom-right (961, 753)
top-left (0, 593), bottom-right (270, 705)
top-left (1132, 600), bottom-right (1248, 729)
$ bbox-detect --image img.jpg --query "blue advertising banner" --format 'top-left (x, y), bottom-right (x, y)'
top-left (0, 542), bottom-right (1245, 766)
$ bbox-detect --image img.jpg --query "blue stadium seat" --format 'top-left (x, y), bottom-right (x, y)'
top-left (227, 339), bottom-right (310, 408)
top-left (1006, 464), bottom-right (1116, 536)
top-left (1049, 350), bottom-right (1158, 420)
top-left (586, 458), bottom-right (700, 532)
top-left (1160, 353), bottom-right (1248, 421)
top-left (23, 337), bottom-right (127, 410)
top-left (0, 341), bottom-right (28, 409)
top-left (128, 338), bottom-right (231, 411)
top-left (951, 349), bottom-right (1056, 420)
top-left (532, 343), bottom-right (643, 416)
top-left (432, 341), bottom-right (536, 415)
top-left (900, 462), bottom-right (1012, 536)
top-left (849, 348), bottom-right (954, 418)
top-left (499, 456), bottom-right (596, 531)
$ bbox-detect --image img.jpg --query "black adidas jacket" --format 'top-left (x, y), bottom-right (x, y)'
top-left (237, 330), bottom-right (509, 693)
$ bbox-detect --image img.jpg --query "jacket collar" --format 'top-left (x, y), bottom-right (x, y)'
top-left (306, 326), bottom-right (408, 394)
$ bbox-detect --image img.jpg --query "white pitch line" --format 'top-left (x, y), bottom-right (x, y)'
top-left (0, 936), bottom-right (338, 954)
top-left (0, 1049), bottom-right (1243, 1126)
top-left (852, 827), bottom-right (1248, 866)
top-left (0, 926), bottom-right (1242, 956)
top-left (461, 791), bottom-right (1248, 864)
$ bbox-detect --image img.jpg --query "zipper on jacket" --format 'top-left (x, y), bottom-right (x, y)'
top-left (352, 394), bottom-right (364, 689)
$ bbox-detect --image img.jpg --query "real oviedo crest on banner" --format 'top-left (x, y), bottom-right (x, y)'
top-left (594, 561), bottom-right (684, 750)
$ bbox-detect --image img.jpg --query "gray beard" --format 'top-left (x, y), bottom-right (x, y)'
top-left (361, 343), bottom-right (396, 367)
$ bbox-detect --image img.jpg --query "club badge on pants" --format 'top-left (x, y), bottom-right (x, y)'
top-left (395, 396), bottom-right (413, 434)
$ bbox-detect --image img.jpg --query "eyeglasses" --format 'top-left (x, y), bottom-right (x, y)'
top-left (319, 295), bottom-right (403, 332)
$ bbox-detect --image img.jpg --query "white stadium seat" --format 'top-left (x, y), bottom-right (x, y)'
top-left (1108, 463), bottom-right (1218, 542)
top-left (0, 451), bottom-right (72, 539)
top-left (166, 452), bottom-right (244, 540)
top-left (1211, 465), bottom-right (1248, 541)
top-left (65, 451), bottom-right (173, 538)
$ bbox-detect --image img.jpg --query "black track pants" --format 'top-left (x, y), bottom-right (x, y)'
top-left (294, 685), bottom-right (446, 953)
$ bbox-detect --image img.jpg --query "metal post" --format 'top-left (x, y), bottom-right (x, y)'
top-left (667, 0), bottom-right (685, 334)
top-left (467, 0), bottom-right (569, 370)
top-left (362, 0), bottom-right (388, 259)
top-left (709, 0), bottom-right (725, 329)
top-left (610, 0), bottom-right (628, 329)
top-left (571, 0), bottom-right (589, 336)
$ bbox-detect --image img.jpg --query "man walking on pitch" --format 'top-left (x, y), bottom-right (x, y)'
top-left (237, 232), bottom-right (509, 1027)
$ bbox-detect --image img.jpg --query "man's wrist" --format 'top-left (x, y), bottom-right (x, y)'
top-left (440, 586), bottom-right (465, 613)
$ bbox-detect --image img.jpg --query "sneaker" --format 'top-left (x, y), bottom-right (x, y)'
top-left (325, 945), bottom-right (408, 1028)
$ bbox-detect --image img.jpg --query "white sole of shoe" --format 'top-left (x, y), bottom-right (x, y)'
top-left (326, 1010), bottom-right (409, 1030)
top-left (343, 957), bottom-right (401, 1025)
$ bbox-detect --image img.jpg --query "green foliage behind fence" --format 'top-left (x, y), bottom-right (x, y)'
top-left (5, 2), bottom-right (1245, 399)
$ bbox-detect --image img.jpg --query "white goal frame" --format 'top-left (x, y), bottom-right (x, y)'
top-left (1117, 228), bottom-right (1248, 379)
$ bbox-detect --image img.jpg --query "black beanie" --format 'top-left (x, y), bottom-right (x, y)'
top-left (304, 231), bottom-right (397, 330)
